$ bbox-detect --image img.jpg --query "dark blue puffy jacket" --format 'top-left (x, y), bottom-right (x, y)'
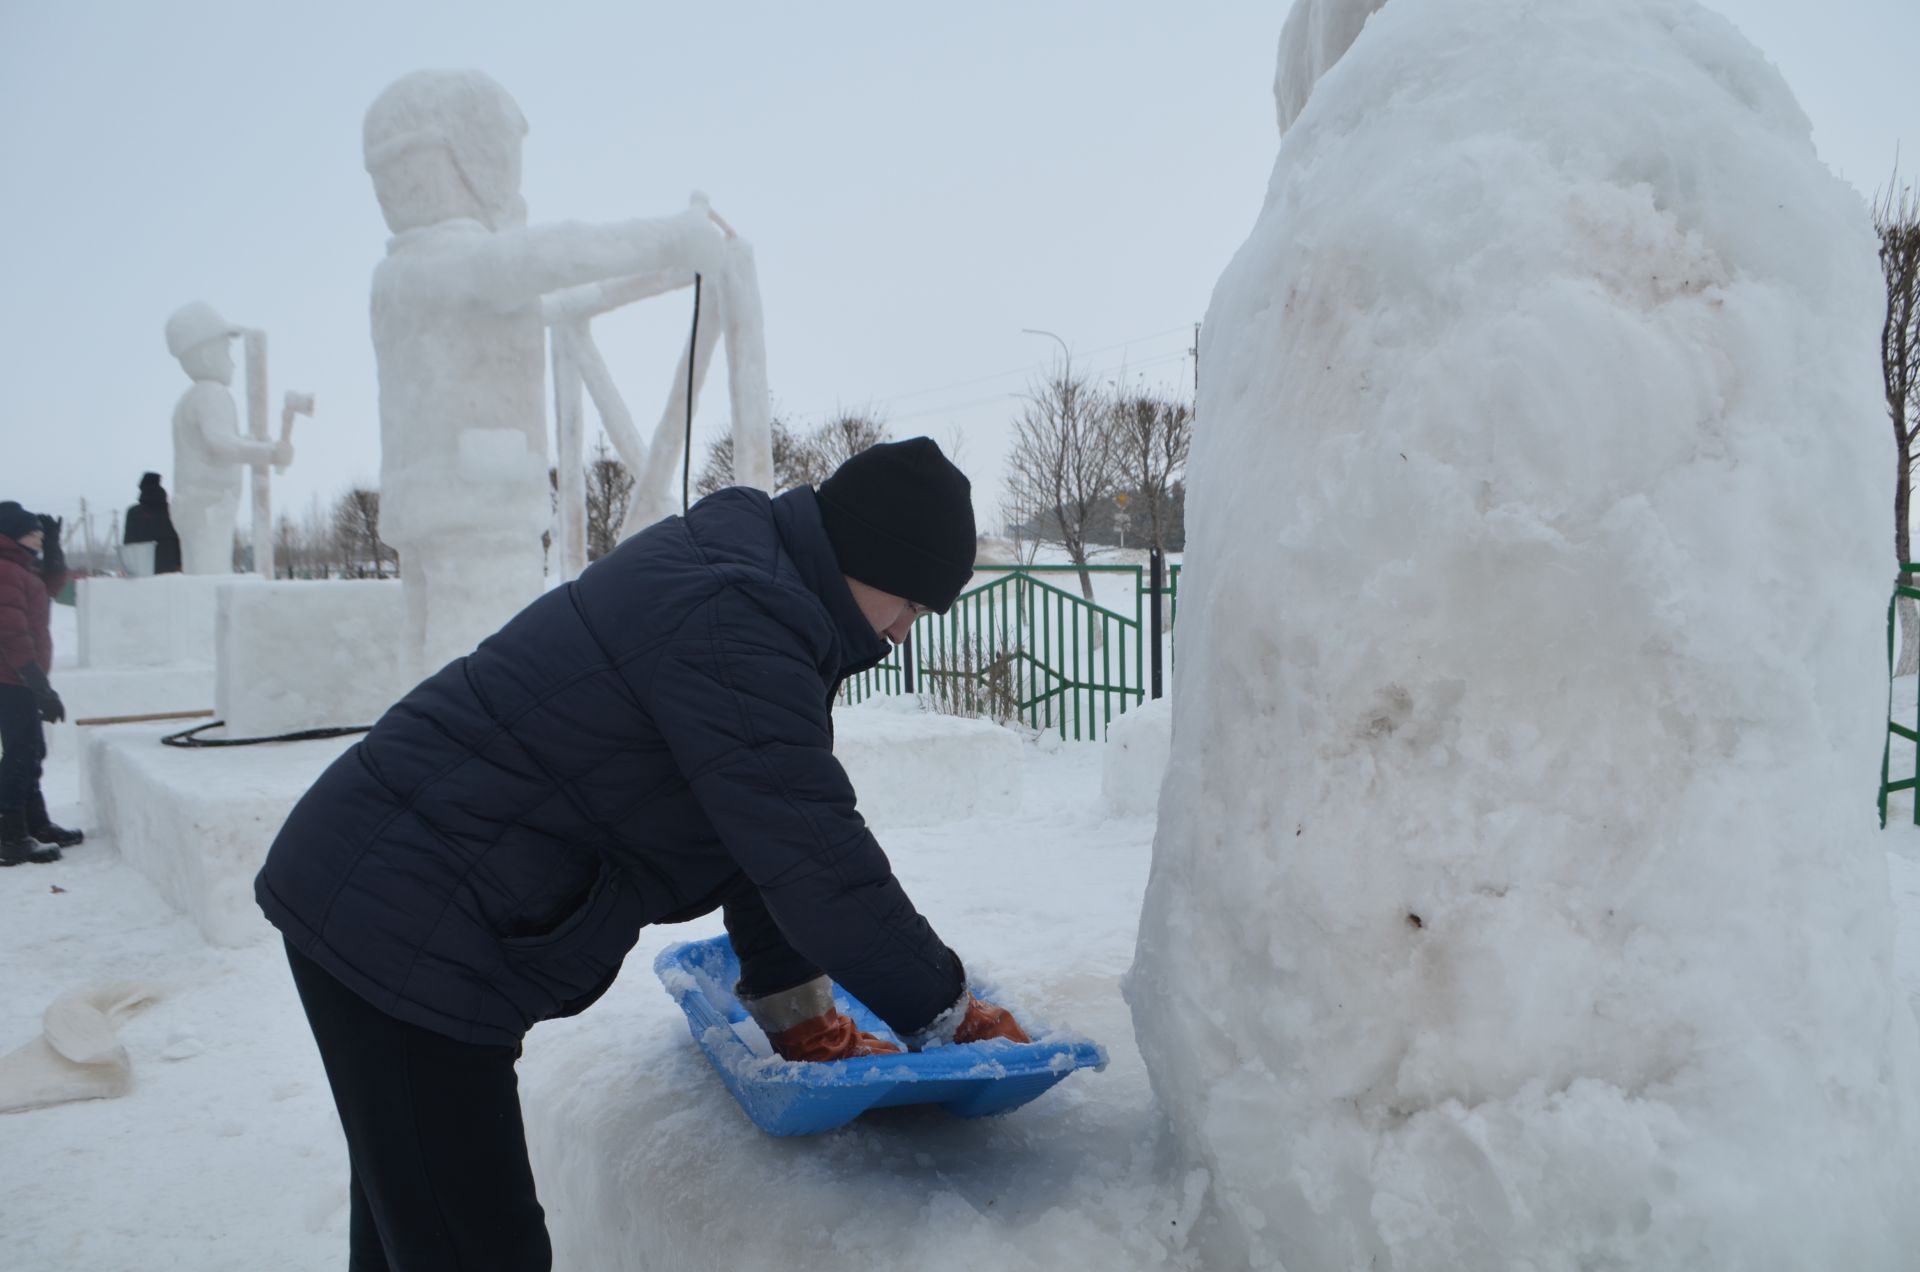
top-left (255, 486), bottom-right (964, 1046)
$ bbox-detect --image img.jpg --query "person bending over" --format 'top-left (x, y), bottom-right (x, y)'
top-left (255, 438), bottom-right (1025, 1271)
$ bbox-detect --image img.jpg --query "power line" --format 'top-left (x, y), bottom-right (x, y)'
top-left (883, 347), bottom-right (1191, 426)
top-left (796, 323), bottom-right (1193, 422)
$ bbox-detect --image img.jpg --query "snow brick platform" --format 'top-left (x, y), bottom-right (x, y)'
top-left (215, 579), bottom-right (406, 738)
top-left (76, 699), bottom-right (1022, 950)
top-left (82, 726), bottom-right (354, 947)
top-left (77, 573), bottom-right (238, 668)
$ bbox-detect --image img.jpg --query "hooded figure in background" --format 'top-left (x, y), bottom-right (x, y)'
top-left (0, 500), bottom-right (83, 866)
top-left (122, 473), bottom-right (182, 575)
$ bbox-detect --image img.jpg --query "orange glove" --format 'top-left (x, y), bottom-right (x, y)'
top-left (953, 994), bottom-right (1030, 1045)
top-left (765, 1010), bottom-right (902, 1062)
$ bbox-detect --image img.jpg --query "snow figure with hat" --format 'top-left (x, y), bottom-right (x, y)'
top-left (256, 437), bottom-right (1015, 1267)
top-left (0, 500), bottom-right (83, 866)
top-left (164, 301), bottom-right (291, 575)
top-left (362, 69), bottom-right (747, 683)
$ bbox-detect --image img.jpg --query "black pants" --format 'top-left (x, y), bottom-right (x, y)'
top-left (285, 942), bottom-right (553, 1271)
top-left (0, 684), bottom-right (44, 813)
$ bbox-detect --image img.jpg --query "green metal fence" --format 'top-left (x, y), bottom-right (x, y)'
top-left (839, 561), bottom-right (1181, 740)
top-left (1882, 566), bottom-right (1920, 827)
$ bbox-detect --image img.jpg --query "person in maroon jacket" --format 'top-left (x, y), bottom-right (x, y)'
top-left (0, 501), bottom-right (82, 866)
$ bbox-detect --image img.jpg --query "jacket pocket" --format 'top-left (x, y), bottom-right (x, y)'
top-left (499, 861), bottom-right (620, 956)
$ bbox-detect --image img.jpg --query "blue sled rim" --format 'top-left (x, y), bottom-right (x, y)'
top-left (654, 934), bottom-right (1108, 1137)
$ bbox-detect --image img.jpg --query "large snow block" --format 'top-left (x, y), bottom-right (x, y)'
top-left (83, 726), bottom-right (353, 947)
top-left (833, 698), bottom-right (1023, 827)
top-left (77, 574), bottom-right (236, 668)
top-left (1101, 699), bottom-right (1171, 818)
top-left (215, 580), bottom-right (407, 738)
top-left (1131, 0), bottom-right (1920, 1266)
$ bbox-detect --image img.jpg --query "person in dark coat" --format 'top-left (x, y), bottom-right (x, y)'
top-left (255, 437), bottom-right (1024, 1270)
top-left (122, 472), bottom-right (183, 575)
top-left (0, 501), bottom-right (83, 866)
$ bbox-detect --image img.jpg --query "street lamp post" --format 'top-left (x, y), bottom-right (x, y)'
top-left (1022, 327), bottom-right (1070, 379)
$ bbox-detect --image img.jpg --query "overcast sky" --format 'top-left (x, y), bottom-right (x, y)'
top-left (2, 0), bottom-right (1914, 549)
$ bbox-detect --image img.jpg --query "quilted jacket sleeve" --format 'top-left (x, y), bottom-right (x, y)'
top-left (0, 567), bottom-right (35, 672)
top-left (651, 583), bottom-right (965, 1035)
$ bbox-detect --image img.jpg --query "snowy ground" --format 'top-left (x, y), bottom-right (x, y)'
top-left (0, 708), bottom-right (1180, 1271)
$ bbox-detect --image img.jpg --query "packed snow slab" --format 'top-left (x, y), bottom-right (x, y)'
top-left (77, 573), bottom-right (235, 668)
top-left (656, 935), bottom-right (1106, 1135)
top-left (1129, 0), bottom-right (1920, 1269)
top-left (1102, 698), bottom-right (1171, 819)
top-left (833, 696), bottom-right (1024, 827)
top-left (215, 579), bottom-right (406, 737)
top-left (522, 746), bottom-right (1191, 1272)
top-left (83, 726), bottom-right (353, 947)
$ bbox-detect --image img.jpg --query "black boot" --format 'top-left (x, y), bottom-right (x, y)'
top-left (26, 792), bottom-right (83, 849)
top-left (1, 808), bottom-right (60, 866)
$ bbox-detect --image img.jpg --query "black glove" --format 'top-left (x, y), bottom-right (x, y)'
top-left (16, 664), bottom-right (65, 724)
top-left (36, 514), bottom-right (64, 575)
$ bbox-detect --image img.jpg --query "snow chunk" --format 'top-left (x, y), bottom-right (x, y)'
top-left (1102, 698), bottom-right (1171, 819)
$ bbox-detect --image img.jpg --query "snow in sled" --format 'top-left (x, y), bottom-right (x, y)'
top-left (654, 935), bottom-right (1107, 1137)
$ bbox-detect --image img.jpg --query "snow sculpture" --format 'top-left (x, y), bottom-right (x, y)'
top-left (165, 303), bottom-right (295, 575)
top-left (363, 69), bottom-right (764, 676)
top-left (545, 213), bottom-right (773, 582)
top-left (1129, 1), bottom-right (1920, 1268)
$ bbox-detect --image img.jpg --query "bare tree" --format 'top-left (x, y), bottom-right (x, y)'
top-left (583, 434), bottom-right (636, 559)
top-left (1879, 169), bottom-right (1920, 673)
top-left (696, 417), bottom-right (809, 497)
top-left (790, 410), bottom-right (890, 487)
top-left (1003, 368), bottom-right (1118, 602)
top-left (331, 487), bottom-right (394, 579)
top-left (697, 411), bottom-right (892, 497)
top-left (1107, 389), bottom-right (1193, 553)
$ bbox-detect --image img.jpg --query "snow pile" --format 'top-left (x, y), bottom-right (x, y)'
top-left (1130, 0), bottom-right (1920, 1268)
top-left (1102, 698), bottom-right (1171, 818)
top-left (835, 695), bottom-right (1024, 828)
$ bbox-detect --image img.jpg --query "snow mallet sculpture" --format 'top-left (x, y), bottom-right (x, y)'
top-left (362, 69), bottom-right (769, 676)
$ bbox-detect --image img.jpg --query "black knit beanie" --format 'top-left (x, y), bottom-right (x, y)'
top-left (816, 437), bottom-right (976, 613)
top-left (0, 501), bottom-right (39, 543)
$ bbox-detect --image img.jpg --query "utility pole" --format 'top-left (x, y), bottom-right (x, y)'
top-left (1190, 322), bottom-right (1201, 399)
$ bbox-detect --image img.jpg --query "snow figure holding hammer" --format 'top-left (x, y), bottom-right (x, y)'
top-left (164, 302), bottom-right (306, 576)
top-left (362, 69), bottom-right (746, 682)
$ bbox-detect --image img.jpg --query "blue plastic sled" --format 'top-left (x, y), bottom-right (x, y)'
top-left (654, 935), bottom-right (1107, 1136)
